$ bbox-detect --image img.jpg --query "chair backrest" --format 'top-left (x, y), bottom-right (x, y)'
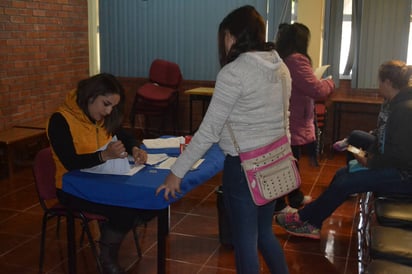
top-left (149, 59), bottom-right (182, 88)
top-left (33, 147), bottom-right (57, 202)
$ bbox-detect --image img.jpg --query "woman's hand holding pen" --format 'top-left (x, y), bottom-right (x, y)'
top-left (132, 146), bottom-right (147, 164)
top-left (100, 140), bottom-right (127, 161)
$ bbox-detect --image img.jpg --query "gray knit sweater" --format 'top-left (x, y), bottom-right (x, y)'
top-left (171, 50), bottom-right (291, 178)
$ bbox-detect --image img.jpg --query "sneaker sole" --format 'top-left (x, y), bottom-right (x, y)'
top-left (286, 229), bottom-right (320, 240)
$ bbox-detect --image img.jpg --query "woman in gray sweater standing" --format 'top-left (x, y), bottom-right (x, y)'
top-left (157, 5), bottom-right (291, 274)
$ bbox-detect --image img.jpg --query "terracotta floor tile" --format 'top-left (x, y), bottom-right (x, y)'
top-left (189, 197), bottom-right (219, 218)
top-left (0, 152), bottom-right (363, 273)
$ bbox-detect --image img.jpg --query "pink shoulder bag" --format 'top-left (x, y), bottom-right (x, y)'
top-left (227, 74), bottom-right (301, 206)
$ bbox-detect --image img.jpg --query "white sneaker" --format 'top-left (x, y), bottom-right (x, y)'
top-left (333, 138), bottom-right (348, 151)
top-left (274, 205), bottom-right (298, 215)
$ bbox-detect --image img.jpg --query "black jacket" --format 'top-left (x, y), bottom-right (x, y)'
top-left (368, 87), bottom-right (412, 173)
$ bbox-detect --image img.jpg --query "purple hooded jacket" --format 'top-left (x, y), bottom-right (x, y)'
top-left (284, 53), bottom-right (335, 146)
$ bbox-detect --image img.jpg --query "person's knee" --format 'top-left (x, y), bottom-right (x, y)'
top-left (330, 174), bottom-right (351, 193)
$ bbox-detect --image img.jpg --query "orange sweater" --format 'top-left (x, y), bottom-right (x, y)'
top-left (47, 89), bottom-right (112, 188)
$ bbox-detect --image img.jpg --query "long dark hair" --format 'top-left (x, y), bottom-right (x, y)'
top-left (76, 73), bottom-right (125, 134)
top-left (275, 22), bottom-right (312, 64)
top-left (218, 5), bottom-right (275, 67)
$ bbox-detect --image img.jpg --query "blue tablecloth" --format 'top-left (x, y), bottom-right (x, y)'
top-left (62, 143), bottom-right (224, 210)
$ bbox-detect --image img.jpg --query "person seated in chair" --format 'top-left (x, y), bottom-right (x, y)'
top-left (47, 73), bottom-right (154, 274)
top-left (276, 60), bottom-right (412, 239)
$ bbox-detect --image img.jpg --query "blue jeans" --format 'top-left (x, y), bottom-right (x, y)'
top-left (300, 166), bottom-right (412, 228)
top-left (223, 155), bottom-right (289, 274)
top-left (347, 129), bottom-right (376, 150)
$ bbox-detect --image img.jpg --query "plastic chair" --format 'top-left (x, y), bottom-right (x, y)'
top-left (130, 59), bottom-right (183, 136)
top-left (33, 147), bottom-right (106, 272)
top-left (32, 147), bottom-right (144, 273)
top-left (315, 100), bottom-right (328, 156)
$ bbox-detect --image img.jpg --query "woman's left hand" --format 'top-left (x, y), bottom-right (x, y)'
top-left (132, 147), bottom-right (147, 164)
top-left (156, 172), bottom-right (182, 200)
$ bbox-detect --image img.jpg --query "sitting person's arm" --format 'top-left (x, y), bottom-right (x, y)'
top-left (115, 128), bottom-right (139, 152)
top-left (48, 113), bottom-right (104, 170)
top-left (115, 128), bottom-right (147, 164)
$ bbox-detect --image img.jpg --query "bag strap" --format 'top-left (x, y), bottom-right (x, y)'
top-left (227, 72), bottom-right (289, 154)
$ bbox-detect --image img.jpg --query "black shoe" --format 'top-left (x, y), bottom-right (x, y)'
top-left (99, 256), bottom-right (126, 274)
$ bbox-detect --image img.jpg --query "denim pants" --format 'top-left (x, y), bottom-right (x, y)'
top-left (345, 130), bottom-right (377, 163)
top-left (223, 155), bottom-right (289, 274)
top-left (300, 166), bottom-right (412, 228)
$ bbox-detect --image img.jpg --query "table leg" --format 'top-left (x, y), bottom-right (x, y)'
top-left (67, 209), bottom-right (77, 274)
top-left (202, 100), bottom-right (206, 117)
top-left (157, 207), bottom-right (169, 274)
top-left (189, 95), bottom-right (193, 134)
top-left (333, 102), bottom-right (341, 143)
top-left (4, 145), bottom-right (14, 179)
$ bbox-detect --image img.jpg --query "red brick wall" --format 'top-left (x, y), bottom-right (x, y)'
top-left (0, 0), bottom-right (89, 131)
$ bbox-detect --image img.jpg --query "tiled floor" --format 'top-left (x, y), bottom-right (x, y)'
top-left (0, 151), bottom-right (362, 274)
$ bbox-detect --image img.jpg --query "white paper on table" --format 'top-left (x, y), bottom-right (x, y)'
top-left (145, 153), bottom-right (169, 165)
top-left (127, 154), bottom-right (168, 166)
top-left (142, 137), bottom-right (183, 149)
top-left (314, 65), bottom-right (330, 79)
top-left (156, 157), bottom-right (204, 170)
top-left (81, 160), bottom-right (145, 176)
top-left (81, 136), bottom-right (145, 176)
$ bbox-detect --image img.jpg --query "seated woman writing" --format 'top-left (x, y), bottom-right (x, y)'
top-left (47, 73), bottom-right (154, 274)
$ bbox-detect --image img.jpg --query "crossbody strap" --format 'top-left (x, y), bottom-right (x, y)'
top-left (227, 72), bottom-right (288, 154)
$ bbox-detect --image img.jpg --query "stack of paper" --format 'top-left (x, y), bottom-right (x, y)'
top-left (143, 137), bottom-right (182, 148)
top-left (156, 157), bottom-right (204, 170)
top-left (146, 153), bottom-right (169, 165)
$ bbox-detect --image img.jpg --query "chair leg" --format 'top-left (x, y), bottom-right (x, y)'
top-left (81, 219), bottom-right (103, 274)
top-left (56, 215), bottom-right (61, 237)
top-left (79, 227), bottom-right (86, 247)
top-left (39, 213), bottom-right (49, 272)
top-left (132, 227), bottom-right (142, 258)
top-left (173, 95), bottom-right (179, 135)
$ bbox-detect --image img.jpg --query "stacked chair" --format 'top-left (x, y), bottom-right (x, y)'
top-left (359, 192), bottom-right (412, 273)
top-left (130, 59), bottom-right (183, 137)
top-left (314, 100), bottom-right (328, 157)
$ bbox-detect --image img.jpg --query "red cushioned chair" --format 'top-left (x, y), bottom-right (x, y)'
top-left (33, 147), bottom-right (144, 273)
top-left (130, 59), bottom-right (183, 137)
top-left (315, 100), bottom-right (328, 156)
top-left (33, 147), bottom-right (105, 273)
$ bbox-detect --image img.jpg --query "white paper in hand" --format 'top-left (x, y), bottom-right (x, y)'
top-left (81, 136), bottom-right (144, 176)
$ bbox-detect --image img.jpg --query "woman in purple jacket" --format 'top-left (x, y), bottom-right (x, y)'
top-left (274, 23), bottom-right (335, 214)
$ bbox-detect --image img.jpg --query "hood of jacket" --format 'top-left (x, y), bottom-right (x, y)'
top-left (59, 89), bottom-right (104, 129)
top-left (243, 50), bottom-right (287, 83)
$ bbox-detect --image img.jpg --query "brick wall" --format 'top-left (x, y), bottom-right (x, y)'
top-left (0, 0), bottom-right (89, 131)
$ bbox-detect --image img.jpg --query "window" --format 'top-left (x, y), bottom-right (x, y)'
top-left (340, 0), bottom-right (412, 77)
top-left (340, 0), bottom-right (352, 75)
top-left (407, 4), bottom-right (412, 64)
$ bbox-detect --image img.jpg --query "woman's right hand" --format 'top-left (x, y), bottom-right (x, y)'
top-left (156, 172), bottom-right (182, 201)
top-left (100, 140), bottom-right (127, 161)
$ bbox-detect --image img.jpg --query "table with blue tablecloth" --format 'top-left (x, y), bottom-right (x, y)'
top-left (62, 143), bottom-right (225, 274)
